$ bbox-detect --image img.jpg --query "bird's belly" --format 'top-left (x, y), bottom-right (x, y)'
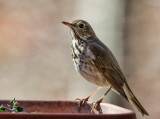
top-left (73, 57), bottom-right (109, 87)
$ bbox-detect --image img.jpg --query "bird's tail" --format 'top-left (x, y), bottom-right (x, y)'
top-left (123, 83), bottom-right (149, 116)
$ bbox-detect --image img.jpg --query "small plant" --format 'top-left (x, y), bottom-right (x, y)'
top-left (0, 98), bottom-right (29, 113)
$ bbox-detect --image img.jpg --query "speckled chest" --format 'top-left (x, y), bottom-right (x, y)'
top-left (70, 31), bottom-right (108, 86)
top-left (70, 31), bottom-right (95, 72)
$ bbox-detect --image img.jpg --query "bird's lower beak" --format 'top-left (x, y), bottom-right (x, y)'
top-left (62, 21), bottom-right (74, 28)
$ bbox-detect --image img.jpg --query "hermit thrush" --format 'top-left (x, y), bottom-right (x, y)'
top-left (62, 20), bottom-right (149, 116)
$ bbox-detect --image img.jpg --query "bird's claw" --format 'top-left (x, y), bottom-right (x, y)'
top-left (75, 98), bottom-right (88, 112)
top-left (91, 101), bottom-right (101, 113)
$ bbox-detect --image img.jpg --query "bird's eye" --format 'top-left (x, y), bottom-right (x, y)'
top-left (79, 24), bottom-right (84, 28)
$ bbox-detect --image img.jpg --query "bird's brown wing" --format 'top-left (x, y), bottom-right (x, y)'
top-left (89, 41), bottom-right (128, 100)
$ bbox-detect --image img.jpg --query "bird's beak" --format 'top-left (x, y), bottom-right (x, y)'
top-left (62, 21), bottom-right (74, 28)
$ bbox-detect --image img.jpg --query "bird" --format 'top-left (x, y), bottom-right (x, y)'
top-left (62, 19), bottom-right (149, 116)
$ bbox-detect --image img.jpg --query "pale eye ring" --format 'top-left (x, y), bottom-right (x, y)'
top-left (79, 24), bottom-right (84, 28)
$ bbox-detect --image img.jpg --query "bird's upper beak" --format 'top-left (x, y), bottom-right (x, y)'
top-left (62, 21), bottom-right (74, 28)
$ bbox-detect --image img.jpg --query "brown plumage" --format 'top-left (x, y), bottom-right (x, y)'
top-left (62, 20), bottom-right (149, 116)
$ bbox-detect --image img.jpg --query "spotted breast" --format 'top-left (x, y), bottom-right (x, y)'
top-left (71, 31), bottom-right (109, 86)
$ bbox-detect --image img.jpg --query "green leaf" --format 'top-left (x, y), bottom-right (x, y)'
top-left (0, 109), bottom-right (4, 112)
top-left (9, 98), bottom-right (15, 105)
top-left (33, 111), bottom-right (38, 114)
top-left (0, 98), bottom-right (31, 113)
top-left (17, 107), bottom-right (24, 112)
top-left (0, 105), bottom-right (5, 112)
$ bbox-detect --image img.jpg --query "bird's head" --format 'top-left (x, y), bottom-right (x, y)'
top-left (62, 20), bottom-right (96, 40)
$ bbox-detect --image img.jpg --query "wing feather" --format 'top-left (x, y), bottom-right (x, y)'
top-left (89, 41), bottom-right (128, 100)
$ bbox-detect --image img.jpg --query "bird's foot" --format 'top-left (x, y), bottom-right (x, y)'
top-left (91, 100), bottom-right (101, 113)
top-left (75, 98), bottom-right (88, 112)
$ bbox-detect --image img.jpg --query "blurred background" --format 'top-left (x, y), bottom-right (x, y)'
top-left (0, 0), bottom-right (159, 118)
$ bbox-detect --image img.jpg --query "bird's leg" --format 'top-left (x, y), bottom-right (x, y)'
top-left (75, 87), bottom-right (102, 112)
top-left (91, 86), bottom-right (112, 113)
